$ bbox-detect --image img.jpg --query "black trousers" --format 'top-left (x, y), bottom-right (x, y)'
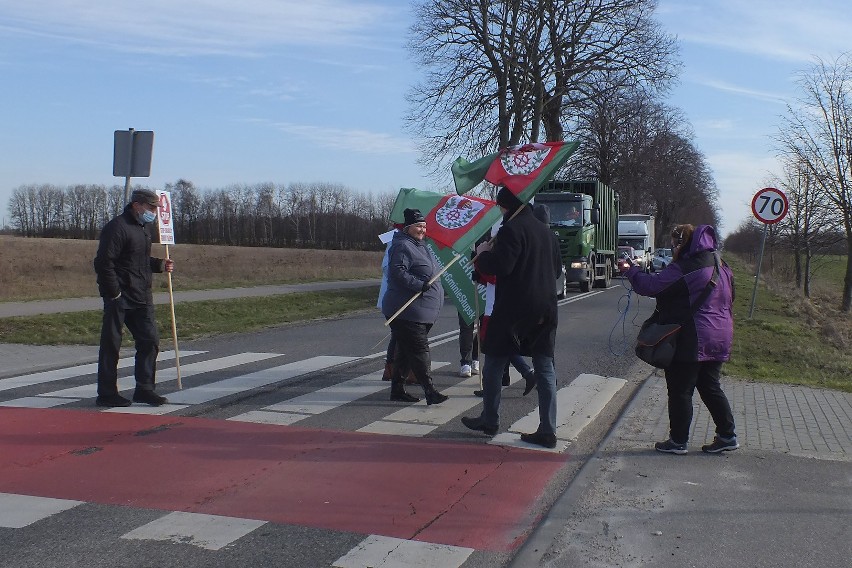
top-left (97, 297), bottom-right (160, 396)
top-left (388, 319), bottom-right (433, 390)
top-left (458, 312), bottom-right (480, 364)
top-left (664, 360), bottom-right (736, 444)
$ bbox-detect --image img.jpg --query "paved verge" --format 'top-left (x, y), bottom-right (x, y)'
top-left (513, 374), bottom-right (852, 568)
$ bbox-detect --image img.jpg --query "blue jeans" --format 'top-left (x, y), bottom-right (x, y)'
top-left (479, 353), bottom-right (557, 434)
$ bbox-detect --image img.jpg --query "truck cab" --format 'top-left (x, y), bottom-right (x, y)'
top-left (536, 180), bottom-right (618, 292)
top-left (617, 215), bottom-right (655, 273)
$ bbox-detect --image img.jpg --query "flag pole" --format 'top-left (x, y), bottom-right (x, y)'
top-left (164, 245), bottom-right (182, 389)
top-left (384, 253), bottom-right (462, 326)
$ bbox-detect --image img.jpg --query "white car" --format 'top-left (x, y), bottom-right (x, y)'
top-left (652, 248), bottom-right (673, 271)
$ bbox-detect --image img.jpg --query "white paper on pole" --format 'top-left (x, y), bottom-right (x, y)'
top-left (156, 190), bottom-right (175, 245)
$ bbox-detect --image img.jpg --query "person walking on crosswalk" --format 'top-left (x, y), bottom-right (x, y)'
top-left (381, 208), bottom-right (449, 405)
top-left (461, 187), bottom-right (562, 448)
top-left (93, 189), bottom-right (173, 408)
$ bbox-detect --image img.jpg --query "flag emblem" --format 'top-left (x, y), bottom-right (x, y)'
top-left (499, 143), bottom-right (550, 175)
top-left (434, 196), bottom-right (483, 230)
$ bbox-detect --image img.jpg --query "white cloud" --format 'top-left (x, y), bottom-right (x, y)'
top-left (269, 122), bottom-right (417, 154)
top-left (694, 79), bottom-right (788, 105)
top-left (0, 0), bottom-right (404, 56)
top-left (658, 0), bottom-right (852, 64)
top-left (707, 151), bottom-right (783, 230)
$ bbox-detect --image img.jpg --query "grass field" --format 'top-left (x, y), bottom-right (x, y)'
top-left (0, 235), bottom-right (383, 302)
top-left (725, 254), bottom-right (851, 392)
top-left (1, 236), bottom-right (849, 392)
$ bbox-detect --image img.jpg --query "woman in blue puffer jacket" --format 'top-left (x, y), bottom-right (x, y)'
top-left (382, 208), bottom-right (449, 405)
top-left (621, 224), bottom-right (739, 455)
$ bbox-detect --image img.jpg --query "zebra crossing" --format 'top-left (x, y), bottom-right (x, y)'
top-left (0, 347), bottom-right (627, 565)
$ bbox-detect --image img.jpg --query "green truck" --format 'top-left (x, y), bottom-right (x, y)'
top-left (535, 179), bottom-right (619, 293)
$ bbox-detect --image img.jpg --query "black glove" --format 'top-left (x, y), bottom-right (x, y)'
top-left (421, 281), bottom-right (431, 293)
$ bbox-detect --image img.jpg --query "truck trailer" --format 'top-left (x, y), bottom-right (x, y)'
top-left (535, 180), bottom-right (619, 292)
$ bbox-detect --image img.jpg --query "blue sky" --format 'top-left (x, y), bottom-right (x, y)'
top-left (1, 1), bottom-right (849, 233)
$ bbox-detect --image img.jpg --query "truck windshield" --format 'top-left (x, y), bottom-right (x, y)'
top-left (546, 202), bottom-right (585, 226)
top-left (618, 238), bottom-right (645, 250)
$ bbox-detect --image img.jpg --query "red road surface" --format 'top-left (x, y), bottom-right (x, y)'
top-left (0, 408), bottom-right (568, 551)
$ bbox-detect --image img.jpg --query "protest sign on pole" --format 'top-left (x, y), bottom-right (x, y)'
top-left (156, 190), bottom-right (182, 388)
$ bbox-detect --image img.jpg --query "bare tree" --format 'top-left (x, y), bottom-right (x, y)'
top-left (777, 54), bottom-right (852, 311)
top-left (406, 0), bottom-right (678, 177)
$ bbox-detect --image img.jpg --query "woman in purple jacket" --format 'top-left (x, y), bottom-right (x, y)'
top-left (621, 224), bottom-right (739, 455)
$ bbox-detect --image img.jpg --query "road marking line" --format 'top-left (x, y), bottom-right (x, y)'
top-left (43, 352), bottom-right (283, 399)
top-left (121, 511), bottom-right (265, 551)
top-left (493, 373), bottom-right (627, 452)
top-left (227, 410), bottom-right (312, 426)
top-left (103, 404), bottom-right (191, 415)
top-left (0, 350), bottom-right (203, 393)
top-left (262, 371), bottom-right (388, 415)
top-left (333, 534), bottom-right (474, 568)
top-left (0, 493), bottom-right (83, 528)
top-left (164, 355), bottom-right (359, 405)
top-left (0, 396), bottom-right (76, 408)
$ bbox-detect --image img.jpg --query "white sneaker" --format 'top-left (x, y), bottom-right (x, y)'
top-left (471, 361), bottom-right (480, 375)
top-left (459, 364), bottom-right (472, 377)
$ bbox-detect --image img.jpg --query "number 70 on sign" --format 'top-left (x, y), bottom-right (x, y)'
top-left (751, 187), bottom-right (788, 224)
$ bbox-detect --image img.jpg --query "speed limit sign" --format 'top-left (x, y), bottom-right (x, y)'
top-left (751, 187), bottom-right (788, 224)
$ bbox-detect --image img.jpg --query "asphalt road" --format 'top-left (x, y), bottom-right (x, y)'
top-left (1, 281), bottom-right (850, 567)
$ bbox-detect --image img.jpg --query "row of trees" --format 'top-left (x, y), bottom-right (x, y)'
top-left (6, 181), bottom-right (395, 250)
top-left (724, 54), bottom-right (852, 312)
top-left (7, 0), bottom-right (718, 253)
top-left (408, 0), bottom-right (720, 243)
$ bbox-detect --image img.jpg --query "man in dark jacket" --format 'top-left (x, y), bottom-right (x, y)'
top-left (93, 189), bottom-right (174, 407)
top-left (461, 187), bottom-right (562, 448)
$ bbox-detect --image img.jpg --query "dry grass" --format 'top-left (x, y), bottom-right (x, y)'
top-left (0, 235), bottom-right (383, 302)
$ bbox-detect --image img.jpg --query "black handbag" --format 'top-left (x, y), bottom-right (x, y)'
top-left (634, 255), bottom-right (720, 368)
top-left (635, 321), bottom-right (682, 368)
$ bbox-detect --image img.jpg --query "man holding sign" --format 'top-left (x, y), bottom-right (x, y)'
top-left (93, 188), bottom-right (174, 407)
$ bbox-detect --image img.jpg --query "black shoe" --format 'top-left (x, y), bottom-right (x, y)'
top-left (654, 438), bottom-right (688, 455)
top-left (461, 416), bottom-right (498, 436)
top-left (520, 431), bottom-right (557, 448)
top-left (390, 385), bottom-right (420, 403)
top-left (425, 390), bottom-right (448, 405)
top-left (522, 370), bottom-right (537, 396)
top-left (501, 372), bottom-right (511, 387)
top-left (701, 436), bottom-right (739, 453)
top-left (473, 389), bottom-right (484, 397)
top-left (132, 390), bottom-right (168, 406)
top-left (95, 393), bottom-right (132, 407)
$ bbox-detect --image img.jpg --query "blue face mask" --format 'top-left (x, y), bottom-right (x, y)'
top-left (138, 210), bottom-right (157, 224)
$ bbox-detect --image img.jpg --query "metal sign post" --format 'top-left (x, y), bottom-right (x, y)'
top-left (748, 187), bottom-right (789, 319)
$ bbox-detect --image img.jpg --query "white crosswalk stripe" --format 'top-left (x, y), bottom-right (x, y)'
top-left (0, 350), bottom-right (201, 393)
top-left (0, 493), bottom-right (83, 528)
top-left (333, 534), bottom-right (474, 568)
top-left (121, 511), bottom-right (266, 550)
top-left (0, 349), bottom-right (628, 563)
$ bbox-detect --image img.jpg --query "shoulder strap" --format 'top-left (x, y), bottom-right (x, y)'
top-left (689, 252), bottom-right (720, 315)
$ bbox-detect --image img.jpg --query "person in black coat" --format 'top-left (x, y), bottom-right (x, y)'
top-left (93, 189), bottom-right (173, 408)
top-left (461, 187), bottom-right (562, 448)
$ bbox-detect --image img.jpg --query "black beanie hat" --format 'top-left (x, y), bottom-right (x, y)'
top-left (496, 186), bottom-right (523, 211)
top-left (403, 208), bottom-right (426, 226)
